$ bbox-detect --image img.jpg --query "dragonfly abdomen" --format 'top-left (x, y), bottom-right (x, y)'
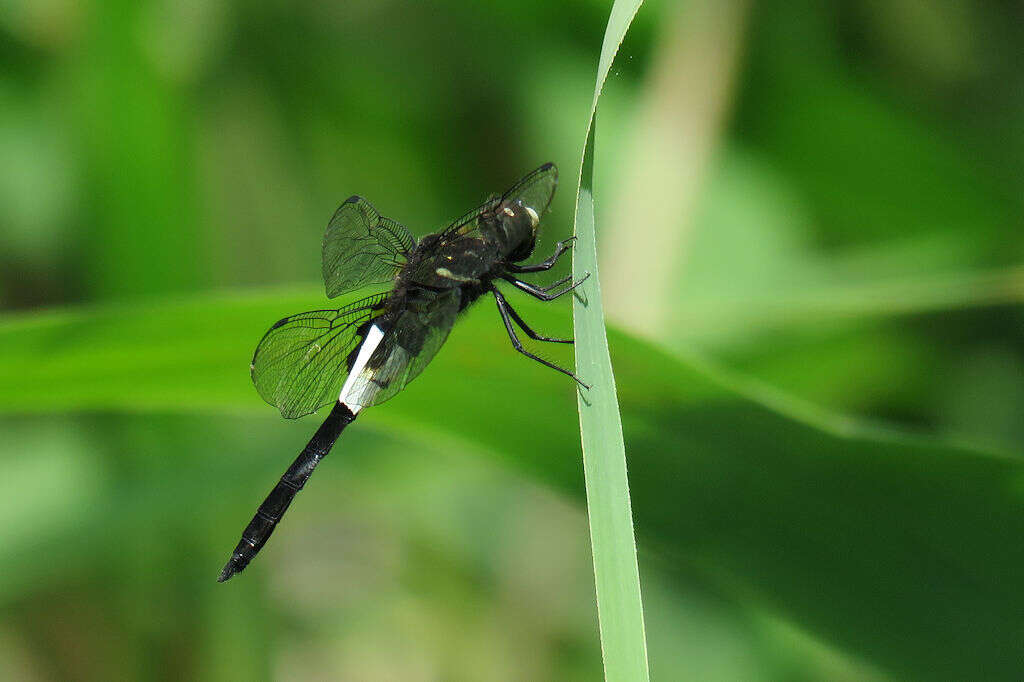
top-left (217, 401), bottom-right (356, 582)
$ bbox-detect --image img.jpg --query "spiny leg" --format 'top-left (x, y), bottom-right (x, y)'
top-left (499, 289), bottom-right (573, 344)
top-left (502, 271), bottom-right (590, 302)
top-left (492, 286), bottom-right (588, 388)
top-left (534, 274), bottom-right (572, 292)
top-left (507, 236), bottom-right (576, 273)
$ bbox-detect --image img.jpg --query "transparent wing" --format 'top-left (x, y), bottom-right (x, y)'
top-left (501, 161), bottom-right (558, 219)
top-left (343, 289), bottom-right (462, 408)
top-left (251, 293), bottom-right (388, 419)
top-left (322, 196), bottom-right (416, 298)
top-left (438, 163), bottom-right (558, 241)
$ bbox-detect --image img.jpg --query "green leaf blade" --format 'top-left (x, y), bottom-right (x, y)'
top-left (571, 1), bottom-right (651, 678)
top-left (2, 290), bottom-right (1024, 678)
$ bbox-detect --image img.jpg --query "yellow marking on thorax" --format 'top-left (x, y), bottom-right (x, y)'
top-left (435, 267), bottom-right (478, 284)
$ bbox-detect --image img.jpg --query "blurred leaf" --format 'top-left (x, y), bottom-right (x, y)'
top-left (738, 3), bottom-right (1019, 257)
top-left (70, 0), bottom-right (202, 299)
top-left (1, 288), bottom-right (1023, 679)
top-left (675, 264), bottom-right (1024, 341)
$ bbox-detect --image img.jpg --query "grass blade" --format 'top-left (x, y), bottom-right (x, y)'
top-left (572, 2), bottom-right (649, 680)
top-left (3, 290), bottom-right (1024, 677)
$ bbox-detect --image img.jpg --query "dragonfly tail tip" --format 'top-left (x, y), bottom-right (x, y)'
top-left (217, 559), bottom-right (239, 583)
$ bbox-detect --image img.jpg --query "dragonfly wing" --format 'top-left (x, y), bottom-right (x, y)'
top-left (251, 293), bottom-right (388, 418)
top-left (438, 163), bottom-right (558, 241)
top-left (342, 289), bottom-right (462, 408)
top-left (322, 196), bottom-right (416, 298)
top-left (499, 162), bottom-right (558, 219)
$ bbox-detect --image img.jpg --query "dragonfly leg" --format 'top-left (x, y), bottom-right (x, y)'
top-left (498, 288), bottom-right (573, 344)
top-left (507, 236), bottom-right (576, 273)
top-left (502, 271), bottom-right (590, 301)
top-left (492, 286), bottom-right (588, 388)
top-left (536, 274), bottom-right (572, 292)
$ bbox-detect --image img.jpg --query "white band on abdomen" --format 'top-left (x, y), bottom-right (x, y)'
top-left (338, 323), bottom-right (386, 414)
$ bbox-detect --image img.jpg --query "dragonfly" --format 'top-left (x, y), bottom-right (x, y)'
top-left (218, 162), bottom-right (588, 582)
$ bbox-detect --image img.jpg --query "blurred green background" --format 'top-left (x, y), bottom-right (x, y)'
top-left (2, 0), bottom-right (1023, 680)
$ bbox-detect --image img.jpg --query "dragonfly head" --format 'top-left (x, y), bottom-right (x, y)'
top-left (496, 199), bottom-right (539, 262)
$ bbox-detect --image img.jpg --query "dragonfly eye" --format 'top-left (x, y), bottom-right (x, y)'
top-left (524, 206), bottom-right (539, 228)
top-left (505, 200), bottom-right (539, 229)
